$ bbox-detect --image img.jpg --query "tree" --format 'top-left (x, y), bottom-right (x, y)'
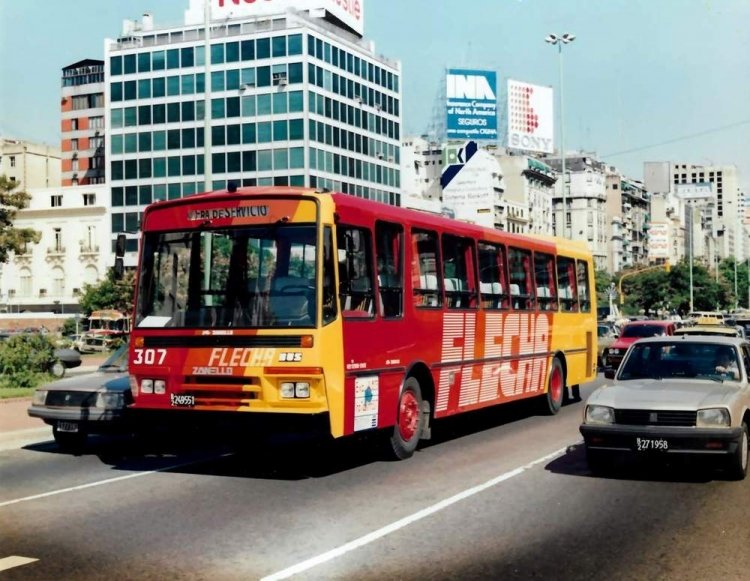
top-left (78, 268), bottom-right (136, 316)
top-left (0, 175), bottom-right (41, 262)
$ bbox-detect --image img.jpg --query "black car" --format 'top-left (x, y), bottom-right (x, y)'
top-left (28, 342), bottom-right (130, 451)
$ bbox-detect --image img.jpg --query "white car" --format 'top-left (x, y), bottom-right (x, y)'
top-left (580, 336), bottom-right (750, 479)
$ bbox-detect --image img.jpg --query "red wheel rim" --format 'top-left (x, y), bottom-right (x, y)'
top-left (398, 390), bottom-right (420, 441)
top-left (550, 366), bottom-right (562, 403)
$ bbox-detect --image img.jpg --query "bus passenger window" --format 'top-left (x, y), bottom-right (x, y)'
top-left (441, 234), bottom-right (477, 309)
top-left (534, 252), bottom-right (558, 312)
top-left (508, 247), bottom-right (534, 310)
top-left (375, 221), bottom-right (403, 318)
top-left (478, 241), bottom-right (509, 309)
top-left (411, 230), bottom-right (441, 308)
top-left (577, 260), bottom-right (591, 313)
top-left (337, 226), bottom-right (375, 317)
top-left (557, 256), bottom-right (579, 312)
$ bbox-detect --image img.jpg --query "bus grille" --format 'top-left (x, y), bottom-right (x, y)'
top-left (182, 375), bottom-right (261, 407)
top-left (615, 409), bottom-right (696, 427)
top-left (143, 335), bottom-right (303, 348)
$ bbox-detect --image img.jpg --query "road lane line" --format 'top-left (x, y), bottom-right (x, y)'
top-left (0, 556), bottom-right (39, 572)
top-left (0, 453), bottom-right (233, 509)
top-left (261, 445), bottom-right (570, 581)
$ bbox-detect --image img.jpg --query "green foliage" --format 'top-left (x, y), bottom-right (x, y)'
top-left (60, 317), bottom-right (78, 337)
top-left (0, 333), bottom-right (57, 387)
top-left (78, 268), bottom-right (136, 317)
top-left (0, 175), bottom-right (41, 263)
top-left (618, 259), bottom-right (734, 316)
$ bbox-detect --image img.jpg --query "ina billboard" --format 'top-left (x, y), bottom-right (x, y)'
top-left (446, 69), bottom-right (498, 141)
top-left (507, 79), bottom-right (554, 154)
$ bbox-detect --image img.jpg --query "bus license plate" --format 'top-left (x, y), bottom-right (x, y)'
top-left (636, 437), bottom-right (668, 452)
top-left (170, 394), bottom-right (195, 407)
top-left (57, 421), bottom-right (79, 433)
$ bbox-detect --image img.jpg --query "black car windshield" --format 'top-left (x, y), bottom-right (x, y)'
top-left (135, 224), bottom-right (317, 329)
top-left (99, 341), bottom-right (129, 372)
top-left (621, 324), bottom-right (668, 338)
top-left (618, 342), bottom-right (741, 381)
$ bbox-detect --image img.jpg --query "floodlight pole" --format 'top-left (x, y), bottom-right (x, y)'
top-left (545, 33), bottom-right (576, 239)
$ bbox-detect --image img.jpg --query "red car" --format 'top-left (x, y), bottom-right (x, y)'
top-left (602, 320), bottom-right (676, 370)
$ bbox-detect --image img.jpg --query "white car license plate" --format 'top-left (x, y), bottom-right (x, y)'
top-left (57, 421), bottom-right (79, 433)
top-left (636, 437), bottom-right (668, 452)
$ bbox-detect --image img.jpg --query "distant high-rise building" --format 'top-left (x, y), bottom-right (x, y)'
top-left (61, 59), bottom-right (106, 186)
top-left (105, 1), bottom-right (401, 255)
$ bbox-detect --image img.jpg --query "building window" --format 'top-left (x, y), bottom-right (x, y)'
top-left (9, 156), bottom-right (15, 167)
top-left (54, 228), bottom-right (63, 252)
top-left (71, 119), bottom-right (79, 131)
top-left (83, 193), bottom-right (96, 206)
top-left (51, 195), bottom-right (63, 207)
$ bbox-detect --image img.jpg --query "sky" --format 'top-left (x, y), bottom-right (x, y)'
top-left (1, 0), bottom-right (749, 190)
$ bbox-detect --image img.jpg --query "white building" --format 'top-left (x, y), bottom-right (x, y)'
top-left (400, 136), bottom-right (443, 208)
top-left (0, 184), bottom-right (111, 313)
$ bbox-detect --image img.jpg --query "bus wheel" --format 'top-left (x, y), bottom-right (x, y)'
top-left (388, 377), bottom-right (423, 460)
top-left (540, 358), bottom-right (565, 415)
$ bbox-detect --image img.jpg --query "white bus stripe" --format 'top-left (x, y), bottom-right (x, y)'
top-left (260, 445), bottom-right (570, 581)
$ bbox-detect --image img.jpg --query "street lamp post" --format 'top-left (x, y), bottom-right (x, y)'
top-left (545, 32), bottom-right (576, 240)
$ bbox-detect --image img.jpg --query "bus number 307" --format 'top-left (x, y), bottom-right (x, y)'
top-left (133, 348), bottom-right (167, 366)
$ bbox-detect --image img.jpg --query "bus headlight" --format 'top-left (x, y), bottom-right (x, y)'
top-left (154, 380), bottom-right (166, 394)
top-left (141, 379), bottom-right (154, 394)
top-left (280, 382), bottom-right (311, 399)
top-left (697, 408), bottom-right (730, 428)
top-left (585, 405), bottom-right (615, 425)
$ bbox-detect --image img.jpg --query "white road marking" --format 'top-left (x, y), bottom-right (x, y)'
top-left (261, 445), bottom-right (570, 581)
top-left (0, 454), bottom-right (233, 509)
top-left (0, 556), bottom-right (39, 572)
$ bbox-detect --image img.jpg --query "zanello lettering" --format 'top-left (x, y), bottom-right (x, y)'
top-left (208, 347), bottom-right (275, 367)
top-left (436, 312), bottom-right (551, 412)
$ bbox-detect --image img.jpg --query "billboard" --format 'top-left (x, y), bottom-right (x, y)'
top-left (648, 223), bottom-right (670, 259)
top-left (507, 79), bottom-right (554, 154)
top-left (446, 69), bottom-right (498, 141)
top-left (185, 0), bottom-right (364, 36)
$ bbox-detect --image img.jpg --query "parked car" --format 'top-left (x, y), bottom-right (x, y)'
top-left (602, 320), bottom-right (676, 370)
top-left (597, 322), bottom-right (619, 368)
top-left (580, 336), bottom-right (750, 479)
top-left (28, 341), bottom-right (131, 451)
top-left (50, 347), bottom-right (82, 377)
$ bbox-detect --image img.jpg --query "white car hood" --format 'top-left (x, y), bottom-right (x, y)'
top-left (589, 379), bottom-right (740, 410)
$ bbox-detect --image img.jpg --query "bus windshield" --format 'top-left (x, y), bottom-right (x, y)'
top-left (135, 224), bottom-right (318, 329)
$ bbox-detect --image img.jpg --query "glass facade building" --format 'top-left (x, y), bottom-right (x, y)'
top-left (105, 11), bottom-right (402, 251)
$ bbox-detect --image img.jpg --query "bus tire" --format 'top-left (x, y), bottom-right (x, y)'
top-left (387, 377), bottom-right (423, 460)
top-left (540, 358), bottom-right (565, 415)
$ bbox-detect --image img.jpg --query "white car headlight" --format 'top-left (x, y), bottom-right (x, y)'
top-left (585, 404), bottom-right (615, 424)
top-left (696, 408), bottom-right (730, 428)
top-left (32, 390), bottom-right (48, 406)
top-left (95, 391), bottom-right (125, 409)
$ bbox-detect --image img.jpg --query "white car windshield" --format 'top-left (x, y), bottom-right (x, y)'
top-left (618, 342), bottom-right (741, 381)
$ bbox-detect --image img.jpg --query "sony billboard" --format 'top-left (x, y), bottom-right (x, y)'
top-left (446, 69), bottom-right (498, 142)
top-left (185, 0), bottom-right (364, 36)
top-left (507, 79), bottom-right (554, 154)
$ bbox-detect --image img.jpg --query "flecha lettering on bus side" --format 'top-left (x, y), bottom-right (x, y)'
top-left (436, 312), bottom-right (551, 412)
top-left (207, 347), bottom-right (275, 367)
top-left (187, 205), bottom-right (269, 221)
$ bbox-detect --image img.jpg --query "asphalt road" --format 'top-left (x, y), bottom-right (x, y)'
top-left (2, 376), bottom-right (750, 580)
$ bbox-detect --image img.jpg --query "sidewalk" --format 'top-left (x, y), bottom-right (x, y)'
top-left (0, 353), bottom-right (109, 451)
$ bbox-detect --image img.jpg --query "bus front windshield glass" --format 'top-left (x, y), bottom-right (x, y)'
top-left (136, 224), bottom-right (318, 329)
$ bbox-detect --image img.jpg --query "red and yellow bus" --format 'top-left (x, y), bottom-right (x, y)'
top-left (129, 186), bottom-right (596, 458)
